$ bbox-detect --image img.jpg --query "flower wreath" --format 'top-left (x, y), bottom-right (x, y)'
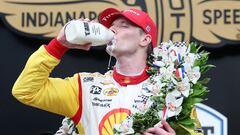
top-left (113, 41), bottom-right (214, 135)
top-left (55, 41), bottom-right (214, 135)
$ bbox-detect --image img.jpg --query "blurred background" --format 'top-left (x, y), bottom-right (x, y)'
top-left (1, 0), bottom-right (239, 135)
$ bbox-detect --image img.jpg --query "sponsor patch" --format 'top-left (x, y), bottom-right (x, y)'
top-left (83, 77), bottom-right (94, 82)
top-left (92, 102), bottom-right (110, 108)
top-left (100, 80), bottom-right (114, 85)
top-left (103, 88), bottom-right (119, 96)
top-left (93, 97), bottom-right (112, 102)
top-left (90, 85), bottom-right (102, 94)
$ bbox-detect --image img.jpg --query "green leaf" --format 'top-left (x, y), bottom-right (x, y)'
top-left (190, 84), bottom-right (208, 98)
top-left (200, 64), bottom-right (215, 74)
top-left (132, 109), bottom-right (160, 133)
top-left (189, 42), bottom-right (197, 53)
top-left (196, 45), bottom-right (203, 53)
top-left (169, 121), bottom-right (191, 135)
top-left (178, 117), bottom-right (195, 129)
top-left (192, 98), bottom-right (204, 104)
top-left (198, 78), bottom-right (211, 84)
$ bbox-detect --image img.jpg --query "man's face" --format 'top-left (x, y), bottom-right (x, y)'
top-left (106, 17), bottom-right (144, 57)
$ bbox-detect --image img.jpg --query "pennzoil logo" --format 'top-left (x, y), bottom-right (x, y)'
top-left (0, 0), bottom-right (240, 47)
top-left (103, 87), bottom-right (119, 96)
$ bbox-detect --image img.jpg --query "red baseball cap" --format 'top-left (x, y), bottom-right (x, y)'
top-left (99, 8), bottom-right (157, 48)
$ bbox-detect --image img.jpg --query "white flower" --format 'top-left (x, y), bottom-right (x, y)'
top-left (160, 64), bottom-right (175, 80)
top-left (114, 117), bottom-right (134, 134)
top-left (153, 60), bottom-right (165, 67)
top-left (151, 76), bottom-right (167, 95)
top-left (153, 47), bottom-right (162, 58)
top-left (165, 92), bottom-right (183, 118)
top-left (160, 41), bottom-right (173, 51)
top-left (136, 103), bottom-right (149, 113)
top-left (152, 83), bottom-right (161, 95)
top-left (172, 78), bottom-right (191, 97)
top-left (185, 53), bottom-right (197, 66)
top-left (163, 54), bottom-right (175, 67)
top-left (186, 66), bottom-right (201, 84)
top-left (55, 117), bottom-right (79, 135)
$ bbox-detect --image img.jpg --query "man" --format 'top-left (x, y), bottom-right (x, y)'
top-left (12, 8), bottom-right (201, 135)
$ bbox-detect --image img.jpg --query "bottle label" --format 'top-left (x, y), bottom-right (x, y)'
top-left (84, 22), bottom-right (90, 36)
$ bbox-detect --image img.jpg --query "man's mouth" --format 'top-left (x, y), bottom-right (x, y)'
top-left (107, 36), bottom-right (116, 46)
top-left (107, 40), bottom-right (113, 46)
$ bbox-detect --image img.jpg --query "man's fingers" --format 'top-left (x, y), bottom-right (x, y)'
top-left (146, 127), bottom-right (168, 135)
top-left (145, 127), bottom-right (155, 133)
top-left (155, 127), bottom-right (169, 135)
top-left (162, 120), bottom-right (175, 133)
top-left (143, 128), bottom-right (155, 135)
top-left (83, 18), bottom-right (90, 22)
top-left (91, 19), bottom-right (99, 23)
top-left (72, 43), bottom-right (91, 50)
top-left (143, 133), bottom-right (154, 135)
top-left (144, 121), bottom-right (176, 135)
top-left (78, 18), bottom-right (84, 21)
top-left (83, 44), bottom-right (91, 51)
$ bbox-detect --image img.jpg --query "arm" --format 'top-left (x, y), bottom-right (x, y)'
top-left (12, 18), bottom-right (93, 117)
top-left (12, 38), bottom-right (80, 117)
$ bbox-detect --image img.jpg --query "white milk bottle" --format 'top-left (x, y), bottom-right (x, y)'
top-left (64, 20), bottom-right (114, 46)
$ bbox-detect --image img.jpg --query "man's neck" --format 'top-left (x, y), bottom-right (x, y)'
top-left (115, 56), bottom-right (147, 76)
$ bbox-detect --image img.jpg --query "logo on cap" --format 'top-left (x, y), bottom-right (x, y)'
top-left (102, 12), bottom-right (120, 22)
top-left (146, 25), bottom-right (151, 33)
top-left (124, 9), bottom-right (140, 16)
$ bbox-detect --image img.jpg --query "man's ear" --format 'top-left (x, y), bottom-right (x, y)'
top-left (139, 34), bottom-right (152, 47)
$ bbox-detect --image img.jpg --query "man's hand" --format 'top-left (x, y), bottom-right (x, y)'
top-left (143, 120), bottom-right (176, 135)
top-left (56, 18), bottom-right (95, 51)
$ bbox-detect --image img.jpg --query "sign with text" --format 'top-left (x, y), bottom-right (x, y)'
top-left (196, 103), bottom-right (228, 135)
top-left (0, 0), bottom-right (240, 47)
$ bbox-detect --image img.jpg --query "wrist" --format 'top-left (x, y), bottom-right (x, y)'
top-left (44, 38), bottom-right (69, 59)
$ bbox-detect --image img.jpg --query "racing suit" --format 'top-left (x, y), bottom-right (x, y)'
top-left (12, 38), bottom-right (203, 135)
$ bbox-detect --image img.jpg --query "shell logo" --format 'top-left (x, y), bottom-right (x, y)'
top-left (99, 108), bottom-right (131, 135)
